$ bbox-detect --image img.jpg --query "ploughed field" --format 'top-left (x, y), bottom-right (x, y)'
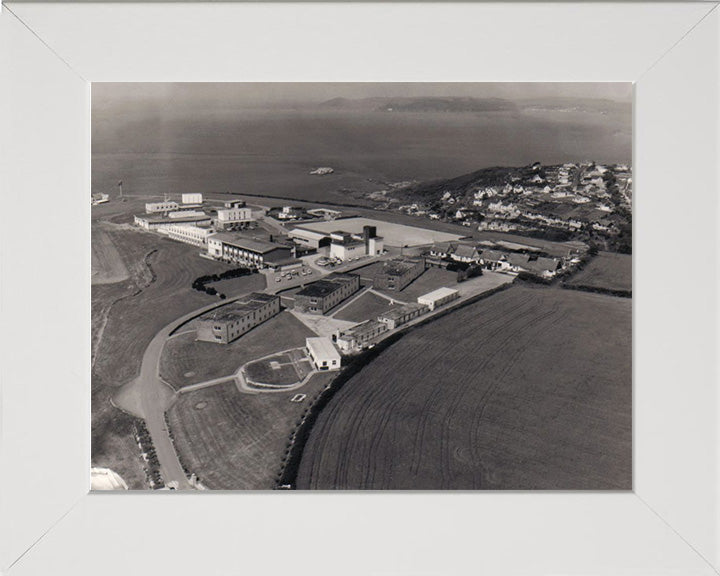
top-left (167, 373), bottom-right (336, 489)
top-left (565, 251), bottom-right (632, 293)
top-left (296, 285), bottom-right (631, 490)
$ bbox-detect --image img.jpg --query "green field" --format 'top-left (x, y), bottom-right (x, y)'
top-left (334, 291), bottom-right (395, 323)
top-left (244, 349), bottom-right (314, 386)
top-left (565, 251), bottom-right (632, 292)
top-left (167, 373), bottom-right (336, 489)
top-left (160, 311), bottom-right (316, 390)
top-left (296, 285), bottom-right (631, 490)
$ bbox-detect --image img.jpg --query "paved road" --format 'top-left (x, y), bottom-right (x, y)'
top-left (114, 252), bottom-right (388, 490)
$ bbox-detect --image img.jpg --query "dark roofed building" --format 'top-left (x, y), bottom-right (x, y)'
top-left (207, 232), bottom-right (293, 269)
top-left (294, 273), bottom-right (360, 315)
top-left (196, 292), bottom-right (281, 344)
top-left (373, 257), bottom-right (426, 291)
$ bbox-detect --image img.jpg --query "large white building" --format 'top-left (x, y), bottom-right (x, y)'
top-left (145, 200), bottom-right (179, 213)
top-left (216, 206), bottom-right (253, 229)
top-left (328, 226), bottom-right (384, 261)
top-left (134, 212), bottom-right (212, 230)
top-left (417, 287), bottom-right (460, 311)
top-left (182, 193), bottom-right (203, 205)
top-left (306, 337), bottom-right (341, 371)
top-left (159, 224), bottom-right (214, 247)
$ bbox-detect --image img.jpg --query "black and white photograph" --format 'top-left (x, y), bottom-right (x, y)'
top-left (91, 82), bottom-right (632, 491)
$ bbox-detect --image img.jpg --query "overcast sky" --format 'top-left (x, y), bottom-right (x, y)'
top-left (94, 82), bottom-right (632, 108)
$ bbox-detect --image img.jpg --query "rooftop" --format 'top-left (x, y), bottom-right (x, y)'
top-left (209, 233), bottom-right (286, 254)
top-left (137, 213), bottom-right (211, 224)
top-left (418, 287), bottom-right (459, 301)
top-left (377, 258), bottom-right (423, 277)
top-left (306, 337), bottom-right (341, 360)
top-left (198, 293), bottom-right (279, 323)
top-left (296, 279), bottom-right (344, 298)
top-left (378, 302), bottom-right (428, 321)
top-left (340, 320), bottom-right (387, 338)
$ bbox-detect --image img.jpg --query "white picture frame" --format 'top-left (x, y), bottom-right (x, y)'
top-left (1, 2), bottom-right (718, 575)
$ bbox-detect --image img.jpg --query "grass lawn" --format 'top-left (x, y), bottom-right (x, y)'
top-left (334, 291), bottom-right (395, 323)
top-left (297, 285), bottom-right (631, 490)
top-left (207, 273), bottom-right (267, 297)
top-left (565, 251), bottom-right (632, 292)
top-left (375, 267), bottom-right (460, 302)
top-left (245, 349), bottom-right (314, 386)
top-left (167, 372), bottom-right (336, 489)
top-left (160, 311), bottom-right (317, 390)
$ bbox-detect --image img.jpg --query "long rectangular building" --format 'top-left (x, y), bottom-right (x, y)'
top-left (294, 273), bottom-right (360, 315)
top-left (207, 232), bottom-right (294, 269)
top-left (134, 212), bottom-right (212, 230)
top-left (196, 293), bottom-right (280, 344)
top-left (417, 287), bottom-right (460, 311)
top-left (335, 320), bottom-right (388, 351)
top-left (377, 302), bottom-right (428, 330)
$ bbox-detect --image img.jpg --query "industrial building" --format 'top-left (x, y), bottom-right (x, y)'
top-left (336, 320), bottom-right (388, 351)
top-left (429, 241), bottom-right (482, 263)
top-left (329, 226), bottom-right (384, 261)
top-left (216, 205), bottom-right (253, 229)
top-left (377, 302), bottom-right (428, 330)
top-left (373, 258), bottom-right (426, 291)
top-left (134, 212), bottom-right (212, 230)
top-left (159, 224), bottom-right (214, 247)
top-left (417, 287), bottom-right (460, 311)
top-left (145, 200), bottom-right (179, 214)
top-left (288, 228), bottom-right (331, 249)
top-left (294, 273), bottom-right (360, 314)
top-left (196, 293), bottom-right (280, 344)
top-left (306, 337), bottom-right (342, 371)
top-left (207, 233), bottom-right (295, 269)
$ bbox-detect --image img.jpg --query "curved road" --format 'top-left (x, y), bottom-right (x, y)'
top-left (114, 255), bottom-right (386, 490)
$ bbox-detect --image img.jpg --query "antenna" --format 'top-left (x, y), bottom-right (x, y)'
top-left (118, 180), bottom-right (125, 202)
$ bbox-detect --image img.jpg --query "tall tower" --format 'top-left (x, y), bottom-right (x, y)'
top-left (118, 180), bottom-right (124, 201)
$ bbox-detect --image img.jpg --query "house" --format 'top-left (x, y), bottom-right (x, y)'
top-left (196, 293), bottom-right (280, 344)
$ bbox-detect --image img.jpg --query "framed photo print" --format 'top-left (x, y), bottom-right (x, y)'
top-left (1, 2), bottom-right (718, 575)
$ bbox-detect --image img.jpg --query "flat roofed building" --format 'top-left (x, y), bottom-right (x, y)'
top-left (146, 200), bottom-right (179, 214)
top-left (207, 232), bottom-right (293, 269)
top-left (306, 337), bottom-right (341, 371)
top-left (336, 320), bottom-right (388, 351)
top-left (417, 287), bottom-right (460, 311)
top-left (160, 224), bottom-right (214, 247)
top-left (373, 257), bottom-right (425, 291)
top-left (134, 213), bottom-right (212, 230)
top-left (294, 273), bottom-right (360, 315)
top-left (196, 293), bottom-right (280, 344)
top-left (216, 206), bottom-right (253, 229)
top-left (182, 193), bottom-right (203, 205)
top-left (377, 302), bottom-right (429, 330)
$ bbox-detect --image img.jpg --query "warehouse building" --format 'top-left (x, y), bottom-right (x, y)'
top-left (335, 320), bottom-right (388, 351)
top-left (134, 212), bottom-right (212, 230)
top-left (377, 302), bottom-right (429, 330)
top-left (196, 293), bottom-right (280, 344)
top-left (207, 233), bottom-right (295, 269)
top-left (159, 224), bottom-right (214, 247)
top-left (373, 257), bottom-right (426, 291)
top-left (306, 337), bottom-right (342, 371)
top-left (417, 287), bottom-right (460, 311)
top-left (288, 228), bottom-right (331, 249)
top-left (294, 273), bottom-right (360, 314)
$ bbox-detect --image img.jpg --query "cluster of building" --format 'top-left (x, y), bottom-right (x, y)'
top-left (428, 240), bottom-right (561, 278)
top-left (334, 287), bottom-right (460, 352)
top-left (196, 293), bottom-right (280, 344)
top-left (289, 225), bottom-right (384, 262)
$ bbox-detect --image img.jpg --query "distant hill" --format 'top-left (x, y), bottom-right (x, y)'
top-left (318, 96), bottom-right (518, 113)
